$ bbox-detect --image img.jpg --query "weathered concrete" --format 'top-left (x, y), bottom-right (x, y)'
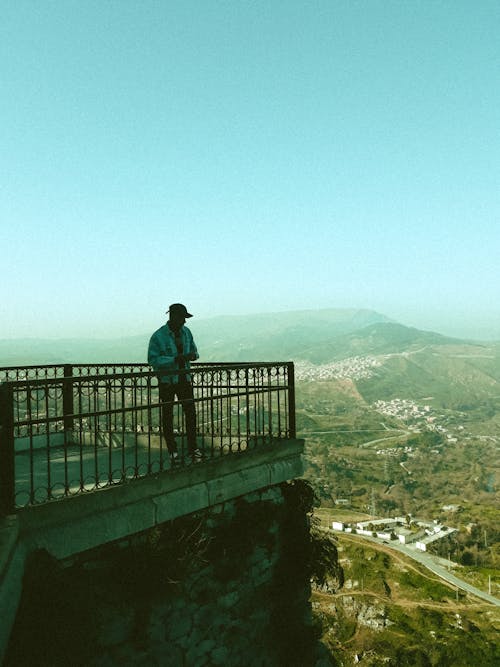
top-left (18, 438), bottom-right (303, 559)
top-left (5, 478), bottom-right (331, 667)
top-left (0, 516), bottom-right (24, 665)
top-left (0, 439), bottom-right (303, 664)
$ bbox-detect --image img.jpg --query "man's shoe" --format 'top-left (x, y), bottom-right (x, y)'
top-left (191, 448), bottom-right (204, 462)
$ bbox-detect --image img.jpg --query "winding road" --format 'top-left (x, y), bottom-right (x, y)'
top-left (329, 529), bottom-right (500, 607)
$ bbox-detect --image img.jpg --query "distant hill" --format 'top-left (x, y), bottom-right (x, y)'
top-left (194, 308), bottom-right (393, 362)
top-left (0, 308), bottom-right (392, 366)
top-left (355, 338), bottom-right (500, 409)
top-left (2, 308), bottom-right (497, 370)
top-left (0, 335), bottom-right (149, 367)
top-left (298, 321), bottom-right (460, 364)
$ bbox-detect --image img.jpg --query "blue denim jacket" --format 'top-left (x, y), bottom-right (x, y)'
top-left (147, 324), bottom-right (199, 384)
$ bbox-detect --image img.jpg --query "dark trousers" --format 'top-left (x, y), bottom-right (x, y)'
top-left (159, 381), bottom-right (197, 454)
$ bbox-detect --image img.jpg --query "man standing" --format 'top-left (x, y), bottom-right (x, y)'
top-left (148, 303), bottom-right (202, 463)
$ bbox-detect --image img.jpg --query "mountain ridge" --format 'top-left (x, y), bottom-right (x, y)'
top-left (0, 308), bottom-right (495, 366)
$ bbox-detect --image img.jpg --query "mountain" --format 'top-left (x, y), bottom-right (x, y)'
top-left (1, 308), bottom-right (497, 369)
top-left (0, 335), bottom-right (149, 367)
top-left (0, 308), bottom-right (392, 366)
top-left (354, 338), bottom-right (500, 409)
top-left (288, 321), bottom-right (460, 364)
top-left (193, 308), bottom-right (393, 361)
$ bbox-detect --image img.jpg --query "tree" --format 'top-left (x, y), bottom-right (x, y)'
top-left (461, 550), bottom-right (474, 566)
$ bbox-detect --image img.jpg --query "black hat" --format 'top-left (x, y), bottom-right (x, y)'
top-left (167, 303), bottom-right (193, 318)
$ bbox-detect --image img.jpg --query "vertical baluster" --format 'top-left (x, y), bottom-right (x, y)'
top-left (63, 381), bottom-right (70, 498)
top-left (133, 377), bottom-right (139, 477)
top-left (226, 369), bottom-right (231, 451)
top-left (209, 370), bottom-right (215, 457)
top-left (276, 366), bottom-right (282, 438)
top-left (287, 362), bottom-right (295, 439)
top-left (45, 382), bottom-right (51, 500)
top-left (146, 374), bottom-right (154, 473)
top-left (26, 383), bottom-right (35, 504)
top-left (236, 369), bottom-right (241, 451)
top-left (93, 379), bottom-right (99, 489)
top-left (63, 364), bottom-right (74, 434)
top-left (77, 380), bottom-right (84, 493)
top-left (107, 377), bottom-right (114, 484)
top-left (267, 366), bottom-right (272, 442)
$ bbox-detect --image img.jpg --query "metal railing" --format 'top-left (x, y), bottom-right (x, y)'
top-left (0, 362), bottom-right (296, 514)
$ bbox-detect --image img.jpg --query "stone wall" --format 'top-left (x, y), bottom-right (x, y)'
top-left (6, 481), bottom-right (333, 667)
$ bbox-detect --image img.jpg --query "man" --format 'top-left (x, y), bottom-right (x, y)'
top-left (148, 303), bottom-right (202, 463)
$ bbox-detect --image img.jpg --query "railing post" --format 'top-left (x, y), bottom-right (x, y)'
top-left (0, 382), bottom-right (15, 515)
top-left (287, 362), bottom-right (296, 439)
top-left (63, 364), bottom-right (74, 432)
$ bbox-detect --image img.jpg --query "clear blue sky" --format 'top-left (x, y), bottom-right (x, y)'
top-left (1, 1), bottom-right (499, 340)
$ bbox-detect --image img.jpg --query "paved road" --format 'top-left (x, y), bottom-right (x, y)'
top-left (379, 537), bottom-right (499, 606)
top-left (329, 528), bottom-right (499, 607)
top-left (304, 428), bottom-right (411, 449)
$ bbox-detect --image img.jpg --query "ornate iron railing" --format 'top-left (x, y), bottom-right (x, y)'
top-left (0, 362), bottom-right (295, 514)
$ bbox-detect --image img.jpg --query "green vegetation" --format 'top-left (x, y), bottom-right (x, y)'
top-left (4, 312), bottom-right (500, 663)
top-left (298, 339), bottom-right (500, 571)
top-left (313, 533), bottom-right (500, 666)
top-left (295, 327), bottom-right (499, 663)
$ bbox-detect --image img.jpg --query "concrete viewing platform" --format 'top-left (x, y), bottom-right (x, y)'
top-left (13, 432), bottom-right (241, 506)
top-left (16, 437), bottom-right (304, 559)
top-left (1, 361), bottom-right (301, 661)
top-left (0, 437), bottom-right (304, 662)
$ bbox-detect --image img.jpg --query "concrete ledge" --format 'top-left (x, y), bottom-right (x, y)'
top-left (17, 438), bottom-right (304, 560)
top-left (0, 516), bottom-right (26, 666)
top-left (0, 439), bottom-right (303, 663)
top-left (0, 516), bottom-right (19, 578)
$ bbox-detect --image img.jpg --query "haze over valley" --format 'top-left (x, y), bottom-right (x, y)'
top-left (1, 307), bottom-right (498, 365)
top-left (3, 308), bottom-right (499, 663)
top-left (4, 1), bottom-right (500, 662)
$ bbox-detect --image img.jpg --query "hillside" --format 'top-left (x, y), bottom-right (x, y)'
top-left (2, 312), bottom-right (491, 368)
top-left (311, 521), bottom-right (500, 666)
top-left (194, 308), bottom-right (393, 362)
top-left (293, 321), bottom-right (460, 364)
top-left (2, 309), bottom-right (499, 664)
top-left (0, 335), bottom-right (148, 367)
top-left (0, 308), bottom-right (392, 365)
top-left (355, 343), bottom-right (500, 410)
top-left (296, 333), bottom-right (500, 595)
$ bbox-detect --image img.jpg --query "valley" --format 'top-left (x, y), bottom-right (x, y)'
top-left (291, 323), bottom-right (499, 664)
top-left (311, 526), bottom-right (499, 666)
top-left (2, 308), bottom-right (499, 664)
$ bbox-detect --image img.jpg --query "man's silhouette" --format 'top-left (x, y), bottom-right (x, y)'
top-left (148, 303), bottom-right (201, 463)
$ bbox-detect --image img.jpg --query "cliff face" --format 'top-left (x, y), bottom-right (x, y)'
top-left (6, 480), bottom-right (334, 667)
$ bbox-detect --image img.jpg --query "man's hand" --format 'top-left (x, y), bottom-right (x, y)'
top-left (175, 353), bottom-right (196, 364)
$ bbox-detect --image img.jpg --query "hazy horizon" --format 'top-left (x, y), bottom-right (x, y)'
top-left (1, 305), bottom-right (500, 344)
top-left (2, 3), bottom-right (499, 342)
